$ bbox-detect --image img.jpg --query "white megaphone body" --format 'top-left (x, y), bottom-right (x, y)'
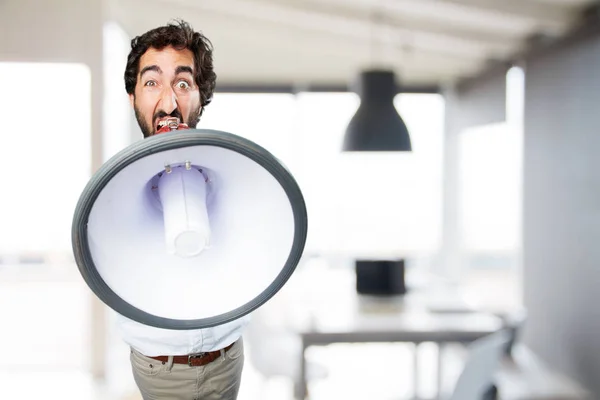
top-left (72, 127), bottom-right (308, 330)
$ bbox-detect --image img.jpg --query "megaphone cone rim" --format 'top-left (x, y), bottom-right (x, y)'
top-left (72, 129), bottom-right (308, 330)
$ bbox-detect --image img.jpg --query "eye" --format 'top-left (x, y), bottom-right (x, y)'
top-left (144, 80), bottom-right (157, 87)
top-left (176, 80), bottom-right (191, 90)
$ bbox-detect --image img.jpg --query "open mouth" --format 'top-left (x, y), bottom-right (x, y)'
top-left (155, 117), bottom-right (181, 133)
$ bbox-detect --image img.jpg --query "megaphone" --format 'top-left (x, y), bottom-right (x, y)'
top-left (72, 128), bottom-right (307, 330)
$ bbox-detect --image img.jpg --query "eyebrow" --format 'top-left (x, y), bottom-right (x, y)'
top-left (175, 66), bottom-right (194, 76)
top-left (139, 65), bottom-right (194, 80)
top-left (139, 65), bottom-right (161, 78)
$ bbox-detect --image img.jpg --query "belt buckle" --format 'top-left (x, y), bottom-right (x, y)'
top-left (188, 352), bottom-right (207, 367)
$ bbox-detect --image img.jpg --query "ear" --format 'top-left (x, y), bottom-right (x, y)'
top-left (129, 94), bottom-right (135, 108)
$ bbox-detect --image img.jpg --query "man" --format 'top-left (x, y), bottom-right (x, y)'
top-left (119, 19), bottom-right (250, 400)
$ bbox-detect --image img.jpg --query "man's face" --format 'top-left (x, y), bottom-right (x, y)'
top-left (130, 46), bottom-right (201, 138)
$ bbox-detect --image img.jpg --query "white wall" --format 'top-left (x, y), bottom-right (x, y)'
top-left (523, 30), bottom-right (600, 396)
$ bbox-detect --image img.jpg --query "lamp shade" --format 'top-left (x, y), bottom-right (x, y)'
top-left (342, 70), bottom-right (412, 151)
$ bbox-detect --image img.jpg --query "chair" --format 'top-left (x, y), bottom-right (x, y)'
top-left (499, 308), bottom-right (528, 357)
top-left (447, 329), bottom-right (511, 400)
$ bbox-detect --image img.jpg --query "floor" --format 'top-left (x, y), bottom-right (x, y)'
top-left (0, 262), bottom-right (518, 400)
top-left (0, 343), bottom-right (457, 400)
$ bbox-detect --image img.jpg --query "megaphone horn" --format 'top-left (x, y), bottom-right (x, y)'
top-left (72, 129), bottom-right (308, 330)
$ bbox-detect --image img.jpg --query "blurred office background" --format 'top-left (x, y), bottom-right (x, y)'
top-left (0, 0), bottom-right (599, 399)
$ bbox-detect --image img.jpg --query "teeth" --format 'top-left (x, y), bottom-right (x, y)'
top-left (157, 118), bottom-right (179, 129)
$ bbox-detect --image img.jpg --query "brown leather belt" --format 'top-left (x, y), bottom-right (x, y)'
top-left (149, 342), bottom-right (235, 367)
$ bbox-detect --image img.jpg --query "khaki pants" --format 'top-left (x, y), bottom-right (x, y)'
top-left (130, 339), bottom-right (244, 400)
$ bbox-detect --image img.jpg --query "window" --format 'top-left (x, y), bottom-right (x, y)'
top-left (202, 91), bottom-right (445, 260)
top-left (458, 67), bottom-right (524, 263)
top-left (0, 62), bottom-right (92, 370)
top-left (456, 66), bottom-right (524, 310)
top-left (0, 62), bottom-right (92, 264)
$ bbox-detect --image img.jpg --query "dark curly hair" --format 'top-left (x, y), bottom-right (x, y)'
top-left (124, 19), bottom-right (216, 120)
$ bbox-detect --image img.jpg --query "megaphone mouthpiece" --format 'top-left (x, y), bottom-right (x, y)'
top-left (156, 117), bottom-right (189, 134)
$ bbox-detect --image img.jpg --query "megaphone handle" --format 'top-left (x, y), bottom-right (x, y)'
top-left (158, 167), bottom-right (211, 257)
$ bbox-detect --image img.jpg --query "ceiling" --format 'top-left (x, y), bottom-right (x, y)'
top-left (108, 0), bottom-right (597, 91)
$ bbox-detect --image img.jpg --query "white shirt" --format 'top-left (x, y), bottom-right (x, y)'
top-left (115, 313), bottom-right (251, 356)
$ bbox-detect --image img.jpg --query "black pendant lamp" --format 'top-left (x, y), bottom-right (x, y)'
top-left (342, 69), bottom-right (412, 152)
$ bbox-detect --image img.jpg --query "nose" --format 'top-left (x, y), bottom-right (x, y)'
top-left (159, 86), bottom-right (178, 114)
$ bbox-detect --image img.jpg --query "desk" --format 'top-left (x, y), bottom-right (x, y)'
top-left (284, 265), bottom-right (504, 399)
top-left (297, 306), bottom-right (503, 399)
